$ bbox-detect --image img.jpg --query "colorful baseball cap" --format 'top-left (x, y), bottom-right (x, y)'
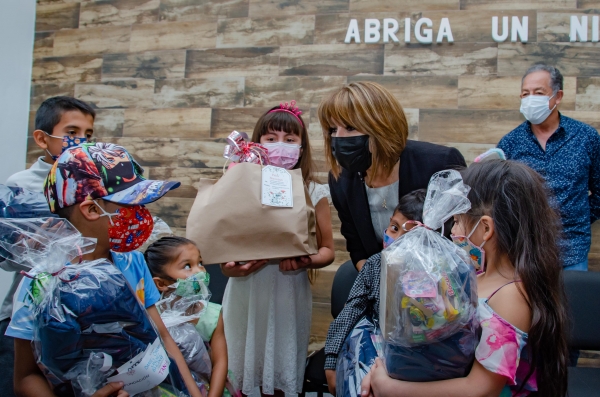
top-left (44, 142), bottom-right (180, 213)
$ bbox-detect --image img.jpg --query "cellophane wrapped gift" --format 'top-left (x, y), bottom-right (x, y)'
top-left (157, 274), bottom-right (213, 396)
top-left (0, 218), bottom-right (188, 396)
top-left (137, 217), bottom-right (174, 253)
top-left (0, 184), bottom-right (55, 219)
top-left (379, 170), bottom-right (479, 382)
top-left (0, 184), bottom-right (56, 271)
top-left (336, 316), bottom-right (383, 397)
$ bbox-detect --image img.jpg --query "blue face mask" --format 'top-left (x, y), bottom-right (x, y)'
top-left (44, 131), bottom-right (87, 160)
top-left (383, 229), bottom-right (395, 249)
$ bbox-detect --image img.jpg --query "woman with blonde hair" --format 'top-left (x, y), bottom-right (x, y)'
top-left (319, 80), bottom-right (466, 392)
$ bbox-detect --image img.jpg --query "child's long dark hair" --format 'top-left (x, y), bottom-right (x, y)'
top-left (144, 236), bottom-right (197, 280)
top-left (462, 160), bottom-right (568, 397)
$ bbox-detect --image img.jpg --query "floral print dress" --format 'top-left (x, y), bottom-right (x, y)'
top-left (476, 299), bottom-right (537, 396)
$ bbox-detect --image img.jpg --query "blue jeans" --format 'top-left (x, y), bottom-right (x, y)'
top-left (564, 259), bottom-right (588, 271)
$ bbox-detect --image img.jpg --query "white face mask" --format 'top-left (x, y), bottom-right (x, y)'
top-left (520, 94), bottom-right (556, 125)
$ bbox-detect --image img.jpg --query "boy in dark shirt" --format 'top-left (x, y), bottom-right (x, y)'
top-left (324, 189), bottom-right (427, 395)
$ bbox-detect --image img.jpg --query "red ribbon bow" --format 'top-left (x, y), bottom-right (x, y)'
top-left (223, 131), bottom-right (270, 165)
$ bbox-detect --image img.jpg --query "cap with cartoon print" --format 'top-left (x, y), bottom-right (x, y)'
top-left (44, 142), bottom-right (180, 212)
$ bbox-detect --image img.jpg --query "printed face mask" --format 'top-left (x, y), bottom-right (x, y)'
top-left (331, 135), bottom-right (372, 174)
top-left (175, 272), bottom-right (210, 297)
top-left (44, 131), bottom-right (88, 160)
top-left (520, 94), bottom-right (556, 125)
top-left (451, 218), bottom-right (486, 274)
top-left (95, 200), bottom-right (154, 252)
top-left (383, 229), bottom-right (395, 249)
top-left (263, 142), bottom-right (301, 170)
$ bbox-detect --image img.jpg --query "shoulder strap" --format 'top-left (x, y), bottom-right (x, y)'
top-left (488, 280), bottom-right (522, 300)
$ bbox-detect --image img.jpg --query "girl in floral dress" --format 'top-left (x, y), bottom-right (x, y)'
top-left (362, 159), bottom-right (570, 397)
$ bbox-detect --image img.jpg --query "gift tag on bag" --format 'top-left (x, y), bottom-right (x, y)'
top-left (261, 165), bottom-right (293, 207)
top-left (107, 337), bottom-right (170, 395)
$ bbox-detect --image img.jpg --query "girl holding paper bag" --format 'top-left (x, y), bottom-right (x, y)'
top-left (221, 102), bottom-right (335, 397)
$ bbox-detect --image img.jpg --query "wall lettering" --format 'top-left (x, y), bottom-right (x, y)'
top-left (344, 15), bottom-right (598, 44)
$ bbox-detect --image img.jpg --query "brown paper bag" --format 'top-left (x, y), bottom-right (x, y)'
top-left (186, 162), bottom-right (318, 264)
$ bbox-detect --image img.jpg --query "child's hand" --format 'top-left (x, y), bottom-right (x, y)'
top-left (278, 257), bottom-right (300, 271)
top-left (361, 369), bottom-right (373, 397)
top-left (220, 260), bottom-right (268, 277)
top-left (279, 256), bottom-right (312, 271)
top-left (325, 369), bottom-right (336, 395)
top-left (362, 358), bottom-right (390, 397)
top-left (92, 382), bottom-right (129, 397)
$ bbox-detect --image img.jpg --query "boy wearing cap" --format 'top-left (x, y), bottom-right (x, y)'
top-left (1, 97), bottom-right (95, 397)
top-left (6, 142), bottom-right (202, 397)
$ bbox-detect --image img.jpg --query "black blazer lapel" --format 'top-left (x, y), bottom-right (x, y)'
top-left (346, 173), bottom-right (380, 259)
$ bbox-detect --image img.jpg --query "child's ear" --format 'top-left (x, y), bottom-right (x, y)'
top-left (79, 200), bottom-right (101, 221)
top-left (481, 215), bottom-right (495, 242)
top-left (33, 130), bottom-right (49, 150)
top-left (153, 276), bottom-right (171, 292)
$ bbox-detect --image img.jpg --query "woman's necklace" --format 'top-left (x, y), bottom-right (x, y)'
top-left (366, 183), bottom-right (394, 209)
top-left (365, 161), bottom-right (400, 210)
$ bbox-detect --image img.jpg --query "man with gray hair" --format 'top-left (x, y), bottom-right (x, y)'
top-left (498, 63), bottom-right (600, 271)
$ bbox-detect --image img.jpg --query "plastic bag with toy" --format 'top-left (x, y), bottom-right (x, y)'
top-left (379, 170), bottom-right (479, 381)
top-left (137, 216), bottom-right (174, 253)
top-left (0, 218), bottom-right (189, 396)
top-left (157, 272), bottom-right (213, 395)
top-left (0, 184), bottom-right (55, 219)
top-left (336, 316), bottom-right (383, 397)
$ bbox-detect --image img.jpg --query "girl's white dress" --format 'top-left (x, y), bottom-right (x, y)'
top-left (222, 182), bottom-right (330, 395)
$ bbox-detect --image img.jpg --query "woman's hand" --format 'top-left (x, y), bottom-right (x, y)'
top-left (91, 382), bottom-right (129, 397)
top-left (279, 256), bottom-right (311, 272)
top-left (220, 260), bottom-right (268, 277)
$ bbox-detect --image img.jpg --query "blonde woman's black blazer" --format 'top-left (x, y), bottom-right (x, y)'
top-left (328, 140), bottom-right (466, 266)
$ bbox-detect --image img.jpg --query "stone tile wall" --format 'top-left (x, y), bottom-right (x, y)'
top-left (28, 0), bottom-right (600, 349)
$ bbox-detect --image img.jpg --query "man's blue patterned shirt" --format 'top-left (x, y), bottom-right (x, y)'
top-left (498, 114), bottom-right (600, 266)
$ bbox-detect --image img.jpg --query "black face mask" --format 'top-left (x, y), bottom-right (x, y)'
top-left (331, 135), bottom-right (372, 174)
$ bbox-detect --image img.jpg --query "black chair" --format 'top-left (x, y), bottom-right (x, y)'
top-left (330, 260), bottom-right (360, 318)
top-left (205, 264), bottom-right (229, 305)
top-left (564, 270), bottom-right (600, 396)
top-left (301, 261), bottom-right (359, 397)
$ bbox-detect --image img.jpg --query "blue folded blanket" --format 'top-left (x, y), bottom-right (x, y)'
top-left (32, 261), bottom-right (186, 395)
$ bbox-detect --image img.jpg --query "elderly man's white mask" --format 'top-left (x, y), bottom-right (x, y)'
top-left (520, 94), bottom-right (556, 125)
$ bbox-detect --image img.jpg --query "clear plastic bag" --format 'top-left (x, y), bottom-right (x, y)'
top-left (336, 316), bottom-right (383, 397)
top-left (65, 353), bottom-right (115, 397)
top-left (0, 184), bottom-right (56, 219)
top-left (170, 323), bottom-right (212, 393)
top-left (137, 217), bottom-right (173, 253)
top-left (379, 170), bottom-right (479, 381)
top-left (0, 218), bottom-right (188, 396)
top-left (157, 276), bottom-right (213, 395)
top-left (0, 185), bottom-right (58, 272)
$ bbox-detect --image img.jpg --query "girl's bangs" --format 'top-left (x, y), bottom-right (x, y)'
top-left (258, 111), bottom-right (304, 137)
